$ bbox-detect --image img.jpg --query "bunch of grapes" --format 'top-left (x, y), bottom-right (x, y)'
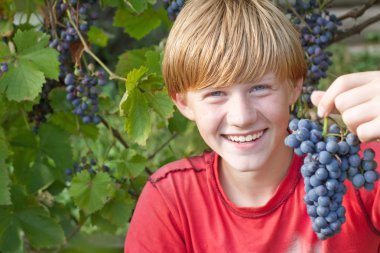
top-left (285, 118), bottom-right (379, 240)
top-left (287, 0), bottom-right (341, 109)
top-left (64, 65), bottom-right (107, 124)
top-left (65, 156), bottom-right (110, 178)
top-left (163, 0), bottom-right (185, 21)
top-left (28, 81), bottom-right (57, 132)
top-left (28, 0), bottom-right (108, 129)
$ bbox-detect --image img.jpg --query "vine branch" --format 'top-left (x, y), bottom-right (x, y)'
top-left (100, 117), bottom-right (129, 149)
top-left (338, 0), bottom-right (380, 21)
top-left (331, 13), bottom-right (380, 44)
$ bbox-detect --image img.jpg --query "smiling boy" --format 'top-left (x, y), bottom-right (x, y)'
top-left (124, 0), bottom-right (380, 252)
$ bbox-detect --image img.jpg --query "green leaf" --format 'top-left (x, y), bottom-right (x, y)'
top-left (0, 41), bottom-right (11, 59)
top-left (126, 0), bottom-right (148, 14)
top-left (101, 190), bottom-right (134, 225)
top-left (126, 66), bottom-right (149, 92)
top-left (168, 109), bottom-right (189, 134)
top-left (0, 21), bottom-right (13, 39)
top-left (13, 29), bottom-right (49, 54)
top-left (125, 89), bottom-right (151, 145)
top-left (88, 26), bottom-right (109, 47)
top-left (145, 91), bottom-right (174, 119)
top-left (114, 6), bottom-right (162, 40)
top-left (0, 208), bottom-right (23, 253)
top-left (49, 112), bottom-right (99, 140)
top-left (0, 60), bottom-right (45, 101)
top-left (145, 50), bottom-right (162, 74)
top-left (26, 161), bottom-right (55, 193)
top-left (0, 127), bottom-right (9, 163)
top-left (125, 154), bottom-right (147, 178)
top-left (115, 48), bottom-right (148, 77)
top-left (18, 47), bottom-right (60, 80)
top-left (69, 171), bottom-right (113, 214)
top-left (17, 207), bottom-right (65, 249)
top-left (0, 168), bottom-right (11, 205)
top-left (39, 124), bottom-right (73, 170)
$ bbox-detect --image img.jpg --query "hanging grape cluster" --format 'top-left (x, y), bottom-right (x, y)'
top-left (28, 0), bottom-right (107, 129)
top-left (65, 156), bottom-right (111, 178)
top-left (163, 0), bottom-right (185, 21)
top-left (288, 0), bottom-right (341, 110)
top-left (285, 119), bottom-right (378, 240)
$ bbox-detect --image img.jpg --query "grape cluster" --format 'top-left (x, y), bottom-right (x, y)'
top-left (163, 0), bottom-right (185, 21)
top-left (0, 62), bottom-right (8, 77)
top-left (285, 118), bottom-right (378, 240)
top-left (287, 0), bottom-right (341, 109)
top-left (64, 65), bottom-right (107, 124)
top-left (65, 156), bottom-right (110, 178)
top-left (28, 81), bottom-right (56, 132)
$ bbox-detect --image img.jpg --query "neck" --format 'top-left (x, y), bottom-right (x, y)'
top-left (219, 146), bottom-right (294, 207)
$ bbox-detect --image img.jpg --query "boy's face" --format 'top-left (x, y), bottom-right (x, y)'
top-left (173, 72), bottom-right (301, 173)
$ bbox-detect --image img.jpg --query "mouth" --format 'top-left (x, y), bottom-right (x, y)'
top-left (224, 130), bottom-right (266, 143)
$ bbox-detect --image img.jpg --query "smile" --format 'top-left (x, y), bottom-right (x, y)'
top-left (226, 131), bottom-right (264, 143)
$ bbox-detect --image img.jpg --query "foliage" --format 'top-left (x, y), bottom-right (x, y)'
top-left (0, 0), bottom-right (379, 252)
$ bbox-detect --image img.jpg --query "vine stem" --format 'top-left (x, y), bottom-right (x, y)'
top-left (63, 0), bottom-right (127, 82)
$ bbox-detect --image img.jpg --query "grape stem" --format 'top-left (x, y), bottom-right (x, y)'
top-left (63, 0), bottom-right (127, 82)
top-left (323, 116), bottom-right (328, 137)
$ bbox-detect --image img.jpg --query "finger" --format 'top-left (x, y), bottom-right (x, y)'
top-left (340, 98), bottom-right (379, 134)
top-left (334, 81), bottom-right (375, 113)
top-left (311, 90), bottom-right (339, 115)
top-left (310, 90), bottom-right (324, 107)
top-left (317, 71), bottom-right (380, 117)
top-left (356, 116), bottom-right (380, 143)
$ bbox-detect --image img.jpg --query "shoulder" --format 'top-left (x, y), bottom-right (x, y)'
top-left (148, 151), bottom-right (215, 186)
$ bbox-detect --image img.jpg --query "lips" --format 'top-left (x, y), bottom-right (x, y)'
top-left (225, 130), bottom-right (265, 143)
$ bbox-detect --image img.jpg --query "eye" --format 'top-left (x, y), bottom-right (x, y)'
top-left (207, 90), bottom-right (225, 97)
top-left (250, 84), bottom-right (269, 92)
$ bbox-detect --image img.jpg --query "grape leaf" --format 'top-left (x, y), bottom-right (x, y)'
top-left (125, 89), bottom-right (151, 146)
top-left (17, 207), bottom-right (65, 249)
top-left (0, 41), bottom-right (11, 58)
top-left (13, 30), bottom-right (49, 54)
top-left (127, 0), bottom-right (148, 14)
top-left (0, 167), bottom-right (11, 205)
top-left (0, 208), bottom-right (23, 253)
top-left (18, 47), bottom-right (60, 80)
top-left (49, 112), bottom-right (99, 140)
top-left (145, 49), bottom-right (162, 74)
top-left (125, 154), bottom-right (147, 178)
top-left (88, 26), bottom-right (109, 47)
top-left (126, 66), bottom-right (149, 92)
top-left (0, 61), bottom-right (45, 101)
top-left (39, 124), bottom-right (73, 170)
top-left (113, 6), bottom-right (161, 40)
top-left (69, 171), bottom-right (113, 214)
top-left (0, 20), bottom-right (13, 37)
top-left (144, 91), bottom-right (174, 120)
top-left (101, 189), bottom-right (135, 225)
top-left (115, 48), bottom-right (149, 77)
top-left (0, 127), bottom-right (9, 163)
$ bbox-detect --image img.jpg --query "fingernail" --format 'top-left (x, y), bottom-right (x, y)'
top-left (317, 106), bottom-right (325, 118)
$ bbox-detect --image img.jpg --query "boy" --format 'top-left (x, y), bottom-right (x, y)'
top-left (125, 0), bottom-right (380, 252)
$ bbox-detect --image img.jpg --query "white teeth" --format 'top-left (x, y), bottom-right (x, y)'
top-left (227, 131), bottom-right (264, 143)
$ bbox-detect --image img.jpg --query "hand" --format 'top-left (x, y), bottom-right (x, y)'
top-left (311, 71), bottom-right (380, 143)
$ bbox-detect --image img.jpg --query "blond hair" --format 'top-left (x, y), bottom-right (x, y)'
top-left (162, 0), bottom-right (307, 95)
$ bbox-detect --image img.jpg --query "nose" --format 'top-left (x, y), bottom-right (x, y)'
top-left (226, 94), bottom-right (257, 127)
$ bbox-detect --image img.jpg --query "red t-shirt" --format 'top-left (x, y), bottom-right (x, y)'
top-left (125, 142), bottom-right (380, 252)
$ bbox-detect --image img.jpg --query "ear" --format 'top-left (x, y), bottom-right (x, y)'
top-left (289, 78), bottom-right (303, 105)
top-left (172, 93), bottom-right (195, 121)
